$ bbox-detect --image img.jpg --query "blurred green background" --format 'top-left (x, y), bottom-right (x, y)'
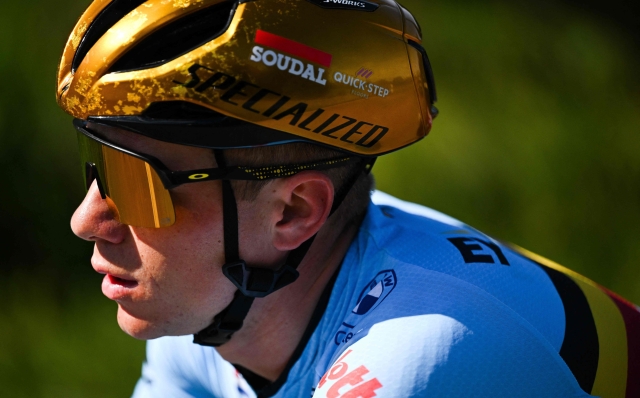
top-left (1, 0), bottom-right (638, 396)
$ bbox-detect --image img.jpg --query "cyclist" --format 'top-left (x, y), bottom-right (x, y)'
top-left (57, 0), bottom-right (639, 396)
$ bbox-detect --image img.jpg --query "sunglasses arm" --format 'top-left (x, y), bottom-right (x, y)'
top-left (165, 156), bottom-right (360, 188)
top-left (167, 167), bottom-right (264, 188)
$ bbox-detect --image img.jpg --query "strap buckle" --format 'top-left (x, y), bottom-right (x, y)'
top-left (193, 310), bottom-right (244, 347)
top-left (223, 261), bottom-right (300, 298)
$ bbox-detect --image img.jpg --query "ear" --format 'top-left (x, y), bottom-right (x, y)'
top-left (271, 171), bottom-right (334, 251)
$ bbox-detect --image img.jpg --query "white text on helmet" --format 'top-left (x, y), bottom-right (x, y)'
top-left (323, 0), bottom-right (366, 7)
top-left (250, 46), bottom-right (328, 86)
top-left (334, 72), bottom-right (390, 97)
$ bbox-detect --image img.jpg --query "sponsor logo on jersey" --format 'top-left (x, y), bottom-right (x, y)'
top-left (352, 270), bottom-right (396, 315)
top-left (250, 30), bottom-right (331, 86)
top-left (315, 350), bottom-right (383, 397)
top-left (334, 69), bottom-right (390, 100)
top-left (306, 0), bottom-right (380, 12)
top-left (334, 322), bottom-right (357, 345)
top-left (447, 236), bottom-right (510, 266)
top-left (173, 64), bottom-right (390, 149)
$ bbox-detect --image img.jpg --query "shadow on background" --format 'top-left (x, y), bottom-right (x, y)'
top-left (0, 0), bottom-right (638, 396)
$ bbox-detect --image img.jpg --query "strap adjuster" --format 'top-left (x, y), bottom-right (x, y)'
top-left (193, 310), bottom-right (243, 347)
top-left (223, 261), bottom-right (300, 298)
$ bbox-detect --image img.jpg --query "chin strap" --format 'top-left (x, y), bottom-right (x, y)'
top-left (193, 151), bottom-right (375, 347)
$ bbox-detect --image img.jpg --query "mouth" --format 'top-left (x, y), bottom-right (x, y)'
top-left (107, 274), bottom-right (138, 288)
top-left (100, 272), bottom-right (139, 301)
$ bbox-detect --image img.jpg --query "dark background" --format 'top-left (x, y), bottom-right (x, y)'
top-left (1, 0), bottom-right (638, 396)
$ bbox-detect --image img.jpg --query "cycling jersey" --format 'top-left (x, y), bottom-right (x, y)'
top-left (132, 191), bottom-right (640, 398)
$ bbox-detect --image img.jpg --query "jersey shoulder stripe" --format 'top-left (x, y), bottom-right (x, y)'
top-left (511, 245), bottom-right (640, 398)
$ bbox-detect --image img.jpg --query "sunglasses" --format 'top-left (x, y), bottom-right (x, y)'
top-left (75, 120), bottom-right (359, 228)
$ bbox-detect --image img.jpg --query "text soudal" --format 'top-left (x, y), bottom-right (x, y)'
top-left (250, 46), bottom-right (327, 86)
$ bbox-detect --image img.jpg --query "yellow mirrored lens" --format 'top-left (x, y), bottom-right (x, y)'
top-left (101, 144), bottom-right (175, 228)
top-left (76, 130), bottom-right (175, 228)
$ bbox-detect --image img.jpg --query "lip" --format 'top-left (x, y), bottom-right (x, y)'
top-left (101, 274), bottom-right (139, 300)
top-left (93, 263), bottom-right (139, 301)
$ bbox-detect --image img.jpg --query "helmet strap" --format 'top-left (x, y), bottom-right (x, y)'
top-left (193, 151), bottom-right (375, 347)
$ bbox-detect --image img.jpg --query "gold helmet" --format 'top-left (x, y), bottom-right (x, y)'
top-left (59, 0), bottom-right (439, 346)
top-left (57, 0), bottom-right (437, 156)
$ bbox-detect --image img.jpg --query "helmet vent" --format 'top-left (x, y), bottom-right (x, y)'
top-left (72, 0), bottom-right (148, 73)
top-left (108, 1), bottom-right (237, 74)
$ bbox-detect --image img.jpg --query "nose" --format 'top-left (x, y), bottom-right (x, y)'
top-left (71, 180), bottom-right (127, 244)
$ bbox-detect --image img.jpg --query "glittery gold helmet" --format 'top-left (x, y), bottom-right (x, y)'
top-left (57, 0), bottom-right (437, 157)
top-left (58, 0), bottom-right (440, 347)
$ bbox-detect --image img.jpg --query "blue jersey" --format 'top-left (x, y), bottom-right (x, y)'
top-left (132, 192), bottom-right (640, 398)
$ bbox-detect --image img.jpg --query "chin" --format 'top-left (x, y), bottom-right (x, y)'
top-left (116, 303), bottom-right (192, 340)
top-left (115, 303), bottom-right (205, 340)
top-left (116, 306), bottom-right (165, 340)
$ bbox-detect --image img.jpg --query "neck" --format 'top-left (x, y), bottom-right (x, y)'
top-left (214, 218), bottom-right (360, 381)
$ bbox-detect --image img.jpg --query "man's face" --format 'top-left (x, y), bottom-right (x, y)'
top-left (71, 125), bottom-right (238, 339)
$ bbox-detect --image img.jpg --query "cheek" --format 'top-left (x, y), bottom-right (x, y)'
top-left (136, 205), bottom-right (225, 299)
top-left (129, 184), bottom-right (229, 316)
top-left (121, 217), bottom-right (233, 337)
top-left (158, 182), bottom-right (224, 265)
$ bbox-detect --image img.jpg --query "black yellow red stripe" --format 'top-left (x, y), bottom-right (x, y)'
top-left (509, 245), bottom-right (639, 397)
top-left (604, 289), bottom-right (640, 397)
top-left (574, 277), bottom-right (627, 397)
top-left (540, 264), bottom-right (600, 392)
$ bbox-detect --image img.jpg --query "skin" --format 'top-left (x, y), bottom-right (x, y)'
top-left (71, 123), bottom-right (358, 381)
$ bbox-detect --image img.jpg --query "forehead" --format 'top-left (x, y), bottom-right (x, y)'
top-left (86, 122), bottom-right (216, 171)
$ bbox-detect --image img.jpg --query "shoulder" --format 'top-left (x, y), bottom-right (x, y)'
top-left (309, 193), bottom-right (592, 397)
top-left (327, 192), bottom-right (640, 397)
top-left (356, 191), bottom-right (566, 349)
